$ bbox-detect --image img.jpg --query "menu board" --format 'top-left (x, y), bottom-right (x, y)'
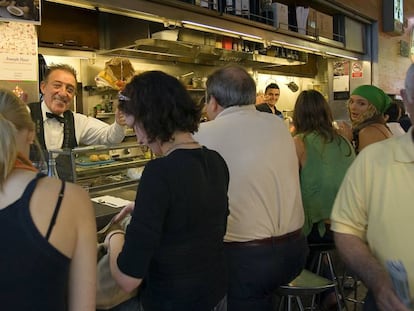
top-left (0, 22), bottom-right (38, 81)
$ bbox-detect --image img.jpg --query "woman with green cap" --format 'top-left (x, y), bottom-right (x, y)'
top-left (346, 84), bottom-right (393, 153)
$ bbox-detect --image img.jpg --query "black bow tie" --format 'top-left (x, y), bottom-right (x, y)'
top-left (46, 112), bottom-right (65, 123)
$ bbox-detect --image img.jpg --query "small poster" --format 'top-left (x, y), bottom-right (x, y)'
top-left (0, 22), bottom-right (38, 81)
top-left (0, 0), bottom-right (41, 24)
top-left (333, 61), bottom-right (350, 92)
top-left (351, 62), bottom-right (363, 78)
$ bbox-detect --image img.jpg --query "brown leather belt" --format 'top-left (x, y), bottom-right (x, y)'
top-left (225, 228), bottom-right (303, 247)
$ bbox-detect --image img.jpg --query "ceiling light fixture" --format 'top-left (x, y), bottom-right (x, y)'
top-left (44, 0), bottom-right (95, 10)
top-left (45, 0), bottom-right (176, 25)
top-left (271, 40), bottom-right (321, 53)
top-left (182, 20), bottom-right (262, 41)
top-left (326, 51), bottom-right (358, 60)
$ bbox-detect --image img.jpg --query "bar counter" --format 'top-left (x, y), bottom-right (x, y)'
top-left (92, 186), bottom-right (136, 230)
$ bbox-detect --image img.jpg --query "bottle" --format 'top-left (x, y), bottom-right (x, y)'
top-left (260, 0), bottom-right (273, 25)
top-left (47, 156), bottom-right (59, 178)
top-left (249, 0), bottom-right (261, 21)
top-left (223, 0), bottom-right (234, 14)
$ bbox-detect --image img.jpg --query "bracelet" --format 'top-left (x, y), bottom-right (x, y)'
top-left (107, 230), bottom-right (125, 244)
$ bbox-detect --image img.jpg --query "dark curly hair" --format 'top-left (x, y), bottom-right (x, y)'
top-left (118, 71), bottom-right (202, 144)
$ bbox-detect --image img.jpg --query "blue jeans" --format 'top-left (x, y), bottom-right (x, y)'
top-left (224, 232), bottom-right (308, 311)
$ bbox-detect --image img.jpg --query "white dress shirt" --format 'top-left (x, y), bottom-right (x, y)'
top-left (41, 101), bottom-right (125, 150)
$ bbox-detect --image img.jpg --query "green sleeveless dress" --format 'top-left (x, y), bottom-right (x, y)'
top-left (298, 132), bottom-right (355, 236)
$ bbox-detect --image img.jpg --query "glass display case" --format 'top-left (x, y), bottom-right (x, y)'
top-left (48, 142), bottom-right (151, 193)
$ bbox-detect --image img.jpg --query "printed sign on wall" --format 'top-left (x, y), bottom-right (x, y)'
top-left (351, 62), bottom-right (363, 78)
top-left (0, 22), bottom-right (38, 81)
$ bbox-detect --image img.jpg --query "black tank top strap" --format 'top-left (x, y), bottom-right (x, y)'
top-left (20, 173), bottom-right (46, 204)
top-left (45, 180), bottom-right (66, 241)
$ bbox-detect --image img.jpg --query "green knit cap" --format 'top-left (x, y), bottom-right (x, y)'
top-left (351, 85), bottom-right (391, 113)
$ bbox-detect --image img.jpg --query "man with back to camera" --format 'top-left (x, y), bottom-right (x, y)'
top-left (256, 82), bottom-right (283, 117)
top-left (194, 65), bottom-right (308, 311)
top-left (330, 63), bottom-right (414, 311)
top-left (28, 64), bottom-right (126, 178)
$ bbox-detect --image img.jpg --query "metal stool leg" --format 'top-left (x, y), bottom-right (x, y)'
top-left (341, 270), bottom-right (365, 311)
top-left (287, 295), bottom-right (292, 311)
top-left (278, 296), bottom-right (285, 311)
top-left (279, 295), bottom-right (305, 311)
top-left (325, 251), bottom-right (348, 311)
top-left (295, 296), bottom-right (305, 311)
top-left (315, 251), bottom-right (349, 311)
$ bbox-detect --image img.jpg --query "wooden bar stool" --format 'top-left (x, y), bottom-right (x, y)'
top-left (276, 269), bottom-right (336, 311)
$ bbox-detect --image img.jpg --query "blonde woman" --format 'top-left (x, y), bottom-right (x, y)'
top-left (341, 85), bottom-right (393, 153)
top-left (0, 89), bottom-right (97, 311)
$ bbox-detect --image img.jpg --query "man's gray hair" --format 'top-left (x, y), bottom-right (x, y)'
top-left (206, 65), bottom-right (256, 108)
top-left (44, 63), bottom-right (78, 84)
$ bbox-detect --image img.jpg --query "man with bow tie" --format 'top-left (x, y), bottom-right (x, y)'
top-left (28, 63), bottom-right (126, 180)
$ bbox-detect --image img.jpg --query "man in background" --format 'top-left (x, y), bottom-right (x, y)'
top-left (195, 65), bottom-right (307, 311)
top-left (385, 99), bottom-right (405, 136)
top-left (256, 83), bottom-right (283, 117)
top-left (331, 64), bottom-right (414, 311)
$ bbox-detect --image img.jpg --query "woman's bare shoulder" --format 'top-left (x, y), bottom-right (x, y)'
top-left (293, 135), bottom-right (306, 168)
top-left (36, 177), bottom-right (93, 216)
top-left (359, 123), bottom-right (392, 138)
top-left (358, 123), bottom-right (392, 151)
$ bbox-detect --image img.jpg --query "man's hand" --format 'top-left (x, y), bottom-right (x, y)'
top-left (115, 108), bottom-right (126, 126)
top-left (373, 283), bottom-right (412, 311)
top-left (335, 120), bottom-right (353, 141)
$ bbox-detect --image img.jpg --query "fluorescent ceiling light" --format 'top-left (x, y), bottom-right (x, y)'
top-left (182, 20), bottom-right (262, 40)
top-left (271, 40), bottom-right (321, 53)
top-left (46, 0), bottom-right (175, 25)
top-left (326, 51), bottom-right (358, 60)
top-left (45, 0), bottom-right (95, 10)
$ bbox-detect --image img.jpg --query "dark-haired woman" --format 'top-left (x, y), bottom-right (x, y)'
top-left (292, 90), bottom-right (355, 309)
top-left (293, 90), bottom-right (355, 239)
top-left (105, 71), bottom-right (229, 311)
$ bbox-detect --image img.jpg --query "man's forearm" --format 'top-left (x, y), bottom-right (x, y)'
top-left (334, 232), bottom-right (391, 292)
top-left (335, 232), bottom-right (411, 311)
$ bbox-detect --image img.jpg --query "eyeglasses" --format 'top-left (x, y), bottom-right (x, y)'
top-left (118, 93), bottom-right (130, 102)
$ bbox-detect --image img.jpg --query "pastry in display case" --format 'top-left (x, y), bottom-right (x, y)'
top-left (48, 142), bottom-right (152, 193)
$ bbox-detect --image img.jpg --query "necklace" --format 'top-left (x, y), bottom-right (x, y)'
top-left (164, 140), bottom-right (201, 156)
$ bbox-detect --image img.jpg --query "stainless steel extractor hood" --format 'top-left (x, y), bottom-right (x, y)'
top-left (97, 38), bottom-right (306, 67)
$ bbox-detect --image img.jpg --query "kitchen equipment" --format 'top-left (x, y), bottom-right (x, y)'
top-left (287, 81), bottom-right (299, 92)
top-left (192, 76), bottom-right (207, 89)
top-left (177, 71), bottom-right (194, 86)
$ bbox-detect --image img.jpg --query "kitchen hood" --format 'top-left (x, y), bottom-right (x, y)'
top-left (97, 38), bottom-right (306, 67)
